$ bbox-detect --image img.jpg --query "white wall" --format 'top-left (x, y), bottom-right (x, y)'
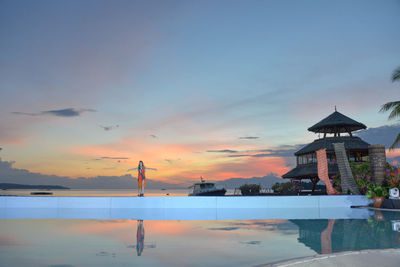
top-left (0, 195), bottom-right (372, 220)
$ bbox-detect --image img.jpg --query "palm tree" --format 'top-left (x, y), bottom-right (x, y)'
top-left (392, 66), bottom-right (400, 82)
top-left (380, 66), bottom-right (400, 149)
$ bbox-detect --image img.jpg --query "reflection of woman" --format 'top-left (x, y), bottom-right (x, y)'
top-left (138, 161), bottom-right (146, 197)
top-left (136, 220), bottom-right (144, 256)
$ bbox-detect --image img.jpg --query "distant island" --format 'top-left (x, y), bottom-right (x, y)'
top-left (0, 183), bottom-right (70, 190)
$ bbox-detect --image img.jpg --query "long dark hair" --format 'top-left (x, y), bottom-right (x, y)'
top-left (138, 161), bottom-right (144, 171)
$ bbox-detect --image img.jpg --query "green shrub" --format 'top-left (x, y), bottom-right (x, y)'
top-left (332, 161), bottom-right (400, 195)
top-left (239, 184), bottom-right (261, 196)
top-left (331, 161), bottom-right (372, 194)
top-left (271, 182), bottom-right (300, 195)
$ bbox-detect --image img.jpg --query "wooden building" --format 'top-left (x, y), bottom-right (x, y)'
top-left (282, 110), bottom-right (370, 191)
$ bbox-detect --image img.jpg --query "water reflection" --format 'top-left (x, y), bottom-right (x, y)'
top-left (2, 212), bottom-right (400, 266)
top-left (291, 211), bottom-right (400, 254)
top-left (136, 220), bottom-right (144, 256)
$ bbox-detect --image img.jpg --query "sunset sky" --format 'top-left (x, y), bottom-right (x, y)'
top-left (1, 0), bottom-right (400, 185)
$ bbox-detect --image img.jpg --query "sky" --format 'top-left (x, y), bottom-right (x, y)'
top-left (0, 0), bottom-right (400, 186)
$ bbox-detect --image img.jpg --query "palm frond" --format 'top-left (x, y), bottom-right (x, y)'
top-left (390, 133), bottom-right (400, 150)
top-left (379, 101), bottom-right (400, 117)
top-left (389, 106), bottom-right (400, 120)
top-left (393, 66), bottom-right (400, 82)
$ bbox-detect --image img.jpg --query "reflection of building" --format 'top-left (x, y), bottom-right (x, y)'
top-left (282, 110), bottom-right (370, 191)
top-left (291, 215), bottom-right (400, 254)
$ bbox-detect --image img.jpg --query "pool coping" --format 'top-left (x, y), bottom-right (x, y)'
top-left (0, 195), bottom-right (371, 209)
top-left (0, 195), bottom-right (374, 220)
top-left (259, 248), bottom-right (400, 267)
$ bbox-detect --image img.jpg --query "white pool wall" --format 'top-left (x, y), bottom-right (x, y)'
top-left (0, 195), bottom-right (374, 220)
top-left (0, 195), bottom-right (371, 209)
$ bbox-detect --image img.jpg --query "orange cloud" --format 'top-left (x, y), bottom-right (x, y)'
top-left (68, 133), bottom-right (291, 184)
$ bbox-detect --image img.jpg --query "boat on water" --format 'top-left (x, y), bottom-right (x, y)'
top-left (189, 177), bottom-right (226, 196)
top-left (30, 192), bottom-right (53, 195)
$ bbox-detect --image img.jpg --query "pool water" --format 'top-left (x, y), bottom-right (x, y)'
top-left (1, 210), bottom-right (400, 267)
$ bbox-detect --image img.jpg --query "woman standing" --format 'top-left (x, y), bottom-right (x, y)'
top-left (137, 161), bottom-right (146, 196)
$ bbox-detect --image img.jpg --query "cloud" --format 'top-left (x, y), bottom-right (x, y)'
top-left (251, 153), bottom-right (271, 158)
top-left (227, 154), bottom-right (250, 158)
top-left (212, 145), bottom-right (303, 167)
top-left (252, 145), bottom-right (304, 157)
top-left (208, 145), bottom-right (303, 158)
top-left (249, 145), bottom-right (305, 167)
top-left (99, 125), bottom-right (119, 131)
top-left (208, 227), bottom-right (239, 231)
top-left (10, 112), bottom-right (38, 116)
top-left (43, 108), bottom-right (96, 117)
top-left (239, 136), bottom-right (259, 140)
top-left (240, 241), bottom-right (261, 245)
top-left (12, 108), bottom-right (96, 117)
top-left (355, 124), bottom-right (400, 149)
top-left (165, 158), bottom-right (181, 164)
top-left (100, 157), bottom-right (129, 160)
top-left (207, 149), bottom-right (238, 153)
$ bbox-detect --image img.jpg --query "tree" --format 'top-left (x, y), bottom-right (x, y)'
top-left (392, 66), bottom-right (400, 82)
top-left (380, 66), bottom-right (400, 149)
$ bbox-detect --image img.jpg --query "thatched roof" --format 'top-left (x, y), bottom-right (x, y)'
top-left (308, 111), bottom-right (366, 133)
top-left (295, 136), bottom-right (370, 156)
top-left (282, 163), bottom-right (338, 179)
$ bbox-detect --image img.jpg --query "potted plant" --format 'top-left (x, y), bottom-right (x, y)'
top-left (366, 184), bottom-right (388, 208)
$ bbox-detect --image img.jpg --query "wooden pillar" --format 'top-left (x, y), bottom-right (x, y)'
top-left (311, 177), bottom-right (318, 193)
top-left (368, 145), bottom-right (386, 185)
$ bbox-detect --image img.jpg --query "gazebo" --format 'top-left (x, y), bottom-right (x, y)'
top-left (282, 110), bottom-right (370, 192)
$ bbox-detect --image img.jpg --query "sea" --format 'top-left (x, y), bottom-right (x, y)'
top-left (0, 188), bottom-right (236, 197)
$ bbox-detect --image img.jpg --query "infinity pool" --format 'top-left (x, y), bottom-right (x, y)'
top-left (1, 210), bottom-right (400, 267)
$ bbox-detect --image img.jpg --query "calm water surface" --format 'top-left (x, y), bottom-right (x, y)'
top-left (1, 189), bottom-right (236, 197)
top-left (1, 210), bottom-right (400, 267)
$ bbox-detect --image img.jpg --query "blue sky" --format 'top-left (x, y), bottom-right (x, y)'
top-left (0, 0), bottom-right (399, 183)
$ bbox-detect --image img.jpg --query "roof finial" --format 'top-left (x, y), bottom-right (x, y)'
top-left (335, 105), bottom-right (337, 112)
